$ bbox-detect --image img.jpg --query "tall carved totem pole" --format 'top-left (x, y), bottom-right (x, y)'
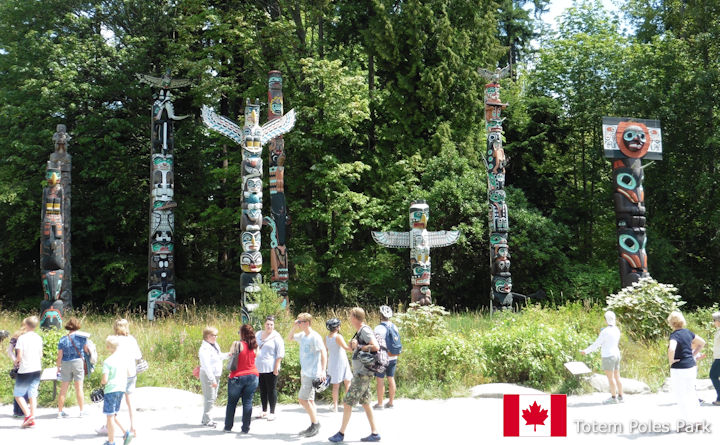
top-left (202, 78), bottom-right (296, 318)
top-left (478, 66), bottom-right (513, 309)
top-left (602, 117), bottom-right (662, 288)
top-left (264, 71), bottom-right (290, 308)
top-left (372, 200), bottom-right (460, 305)
top-left (137, 71), bottom-right (190, 320)
top-left (40, 124), bottom-right (72, 329)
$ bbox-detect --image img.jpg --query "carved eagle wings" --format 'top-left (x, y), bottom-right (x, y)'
top-left (372, 230), bottom-right (461, 248)
top-left (201, 106), bottom-right (297, 146)
top-left (477, 65), bottom-right (510, 82)
top-left (136, 73), bottom-right (191, 89)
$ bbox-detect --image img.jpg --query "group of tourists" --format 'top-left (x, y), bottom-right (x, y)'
top-left (199, 305), bottom-right (402, 443)
top-left (6, 315), bottom-right (143, 445)
top-left (582, 309), bottom-right (720, 419)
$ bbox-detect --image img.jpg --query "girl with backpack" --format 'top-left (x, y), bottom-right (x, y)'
top-left (374, 305), bottom-right (401, 409)
top-left (325, 318), bottom-right (353, 412)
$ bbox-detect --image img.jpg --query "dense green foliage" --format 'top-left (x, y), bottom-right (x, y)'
top-left (0, 0), bottom-right (719, 310)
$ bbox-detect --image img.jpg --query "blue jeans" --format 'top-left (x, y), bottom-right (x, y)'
top-left (710, 359), bottom-right (720, 402)
top-left (225, 374), bottom-right (258, 433)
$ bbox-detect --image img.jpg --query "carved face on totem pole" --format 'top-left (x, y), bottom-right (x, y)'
top-left (241, 231), bottom-right (261, 252)
top-left (52, 124), bottom-right (70, 154)
top-left (411, 285), bottom-right (432, 305)
top-left (615, 122), bottom-right (651, 158)
top-left (493, 245), bottom-right (511, 275)
top-left (242, 209), bottom-right (262, 231)
top-left (409, 201), bottom-right (429, 229)
top-left (411, 262), bottom-right (431, 286)
top-left (241, 251), bottom-right (263, 273)
top-left (242, 157), bottom-right (263, 177)
top-left (244, 101), bottom-right (262, 154)
top-left (618, 228), bottom-right (647, 271)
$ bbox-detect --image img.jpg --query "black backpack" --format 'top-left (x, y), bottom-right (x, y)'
top-left (354, 326), bottom-right (389, 374)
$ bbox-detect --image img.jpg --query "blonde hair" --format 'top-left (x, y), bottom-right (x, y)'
top-left (667, 311), bottom-right (686, 330)
top-left (203, 326), bottom-right (218, 340)
top-left (297, 313), bottom-right (312, 323)
top-left (106, 335), bottom-right (120, 352)
top-left (23, 316), bottom-right (39, 331)
top-left (350, 307), bottom-right (366, 323)
top-left (114, 319), bottom-right (130, 336)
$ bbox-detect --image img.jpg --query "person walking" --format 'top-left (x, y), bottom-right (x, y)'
top-left (13, 316), bottom-right (43, 429)
top-left (198, 326), bottom-right (227, 427)
top-left (328, 307), bottom-right (381, 443)
top-left (325, 318), bottom-right (353, 412)
top-left (374, 306), bottom-right (401, 410)
top-left (224, 324), bottom-right (259, 434)
top-left (581, 310), bottom-right (624, 404)
top-left (710, 311), bottom-right (720, 406)
top-left (56, 317), bottom-right (90, 418)
top-left (255, 315), bottom-right (284, 421)
top-left (112, 319), bottom-right (143, 437)
top-left (101, 336), bottom-right (132, 445)
top-left (287, 312), bottom-right (327, 438)
top-left (667, 310), bottom-right (705, 421)
top-left (7, 322), bottom-right (28, 417)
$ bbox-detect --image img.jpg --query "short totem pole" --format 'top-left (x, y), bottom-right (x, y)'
top-left (263, 71), bottom-right (290, 308)
top-left (202, 86), bottom-right (296, 319)
top-left (137, 71), bottom-right (190, 320)
top-left (40, 124), bottom-right (72, 329)
top-left (602, 117), bottom-right (662, 288)
top-left (478, 66), bottom-right (513, 309)
top-left (372, 200), bottom-right (460, 305)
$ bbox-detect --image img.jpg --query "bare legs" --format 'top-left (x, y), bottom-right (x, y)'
top-left (299, 398), bottom-right (318, 424)
top-left (57, 380), bottom-right (84, 414)
top-left (604, 369), bottom-right (623, 398)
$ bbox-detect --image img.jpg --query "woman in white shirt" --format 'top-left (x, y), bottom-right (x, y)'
top-left (255, 316), bottom-right (285, 421)
top-left (198, 326), bottom-right (228, 427)
top-left (14, 316), bottom-right (43, 428)
top-left (581, 311), bottom-right (624, 404)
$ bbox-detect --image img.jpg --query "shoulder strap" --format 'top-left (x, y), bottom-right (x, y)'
top-left (68, 334), bottom-right (82, 357)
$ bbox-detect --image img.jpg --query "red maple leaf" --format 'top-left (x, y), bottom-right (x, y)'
top-left (522, 401), bottom-right (548, 432)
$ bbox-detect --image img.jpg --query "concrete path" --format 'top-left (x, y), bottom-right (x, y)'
top-left (1, 387), bottom-right (718, 444)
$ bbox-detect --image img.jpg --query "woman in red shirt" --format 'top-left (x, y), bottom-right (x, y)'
top-left (224, 324), bottom-right (259, 434)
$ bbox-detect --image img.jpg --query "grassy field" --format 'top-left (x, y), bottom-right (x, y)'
top-left (0, 302), bottom-right (716, 408)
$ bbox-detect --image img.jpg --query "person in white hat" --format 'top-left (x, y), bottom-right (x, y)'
top-left (581, 311), bottom-right (624, 404)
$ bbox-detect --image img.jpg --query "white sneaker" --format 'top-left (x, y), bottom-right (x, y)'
top-left (78, 411), bottom-right (86, 418)
top-left (267, 413), bottom-right (275, 421)
top-left (96, 424), bottom-right (108, 435)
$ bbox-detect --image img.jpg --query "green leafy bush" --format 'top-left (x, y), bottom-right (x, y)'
top-left (394, 303), bottom-right (449, 338)
top-left (478, 306), bottom-right (597, 390)
top-left (605, 278), bottom-right (685, 340)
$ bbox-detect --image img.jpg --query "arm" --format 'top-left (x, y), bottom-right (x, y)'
top-left (57, 348), bottom-right (64, 369)
top-left (335, 334), bottom-right (353, 352)
top-left (320, 343), bottom-right (328, 378)
top-left (286, 322), bottom-right (299, 342)
top-left (692, 335), bottom-right (706, 357)
top-left (14, 347), bottom-right (22, 368)
top-left (668, 339), bottom-right (679, 365)
top-left (273, 337), bottom-right (285, 376)
top-left (101, 371), bottom-right (108, 386)
top-left (198, 344), bottom-right (216, 384)
top-left (581, 330), bottom-right (605, 355)
top-left (358, 327), bottom-right (379, 353)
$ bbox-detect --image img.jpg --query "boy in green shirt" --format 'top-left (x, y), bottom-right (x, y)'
top-left (101, 336), bottom-right (132, 445)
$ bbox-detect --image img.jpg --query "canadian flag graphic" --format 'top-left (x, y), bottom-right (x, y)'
top-left (504, 394), bottom-right (566, 437)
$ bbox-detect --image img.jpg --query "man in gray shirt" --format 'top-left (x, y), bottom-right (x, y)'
top-left (328, 307), bottom-right (381, 443)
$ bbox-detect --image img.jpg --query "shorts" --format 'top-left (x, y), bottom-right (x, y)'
top-left (60, 358), bottom-right (85, 382)
top-left (103, 391), bottom-right (124, 415)
top-left (298, 375), bottom-right (316, 401)
top-left (374, 359), bottom-right (397, 378)
top-left (14, 371), bottom-right (41, 398)
top-left (602, 356), bottom-right (621, 372)
top-left (344, 374), bottom-right (373, 406)
top-left (126, 375), bottom-right (137, 394)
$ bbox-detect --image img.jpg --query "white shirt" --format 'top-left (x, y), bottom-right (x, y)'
top-left (116, 335), bottom-right (142, 377)
top-left (374, 324), bottom-right (397, 361)
top-left (16, 331), bottom-right (43, 373)
top-left (198, 340), bottom-right (227, 384)
top-left (584, 325), bottom-right (621, 358)
top-left (255, 331), bottom-right (285, 374)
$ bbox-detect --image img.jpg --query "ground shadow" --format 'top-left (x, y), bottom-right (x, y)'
top-left (55, 433), bottom-right (101, 441)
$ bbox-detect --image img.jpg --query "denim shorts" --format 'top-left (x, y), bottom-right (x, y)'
top-left (374, 359), bottom-right (397, 378)
top-left (13, 371), bottom-right (41, 398)
top-left (103, 391), bottom-right (124, 415)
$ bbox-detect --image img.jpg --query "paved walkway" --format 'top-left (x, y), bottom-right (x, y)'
top-left (1, 388), bottom-right (718, 444)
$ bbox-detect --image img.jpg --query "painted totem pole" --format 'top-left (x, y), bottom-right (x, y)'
top-left (40, 124), bottom-right (72, 329)
top-left (201, 87), bottom-right (296, 319)
top-left (263, 71), bottom-right (290, 308)
top-left (372, 200), bottom-right (460, 305)
top-left (478, 66), bottom-right (513, 309)
top-left (602, 117), bottom-right (662, 288)
top-left (137, 71), bottom-right (190, 320)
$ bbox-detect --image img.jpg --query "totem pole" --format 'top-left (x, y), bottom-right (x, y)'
top-left (137, 71), bottom-right (190, 320)
top-left (602, 117), bottom-right (662, 288)
top-left (372, 200), bottom-right (460, 305)
top-left (478, 66), bottom-right (513, 309)
top-left (40, 124), bottom-right (72, 329)
top-left (263, 70), bottom-right (290, 308)
top-left (202, 86), bottom-right (296, 319)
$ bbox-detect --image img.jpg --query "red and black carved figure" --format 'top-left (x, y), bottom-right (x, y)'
top-left (40, 124), bottom-right (72, 329)
top-left (602, 117), bottom-right (662, 288)
top-left (138, 71), bottom-right (190, 320)
top-left (479, 66), bottom-right (513, 309)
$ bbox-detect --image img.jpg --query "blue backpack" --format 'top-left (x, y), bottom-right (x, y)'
top-left (382, 322), bottom-right (402, 356)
